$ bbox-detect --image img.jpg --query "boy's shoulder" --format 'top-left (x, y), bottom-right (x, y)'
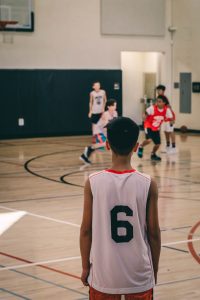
top-left (89, 170), bottom-right (106, 180)
top-left (89, 169), bottom-right (151, 181)
top-left (134, 170), bottom-right (151, 181)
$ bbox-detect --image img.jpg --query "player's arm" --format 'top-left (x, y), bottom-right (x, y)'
top-left (165, 107), bottom-right (173, 123)
top-left (146, 178), bottom-right (161, 284)
top-left (88, 93), bottom-right (93, 118)
top-left (103, 91), bottom-right (107, 111)
top-left (79, 178), bottom-right (93, 286)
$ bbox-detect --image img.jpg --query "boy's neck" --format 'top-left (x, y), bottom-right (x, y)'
top-left (110, 153), bottom-right (133, 171)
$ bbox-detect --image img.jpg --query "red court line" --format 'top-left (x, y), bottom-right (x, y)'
top-left (0, 252), bottom-right (81, 280)
top-left (187, 221), bottom-right (200, 264)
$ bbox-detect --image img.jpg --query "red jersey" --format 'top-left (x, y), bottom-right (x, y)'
top-left (144, 105), bottom-right (171, 131)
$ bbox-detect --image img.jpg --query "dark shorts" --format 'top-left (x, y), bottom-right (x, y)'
top-left (145, 128), bottom-right (161, 145)
top-left (91, 113), bottom-right (102, 124)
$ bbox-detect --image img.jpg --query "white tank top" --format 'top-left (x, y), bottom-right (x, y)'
top-left (88, 169), bottom-right (155, 294)
top-left (91, 90), bottom-right (105, 114)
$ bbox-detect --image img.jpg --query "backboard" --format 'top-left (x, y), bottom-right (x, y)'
top-left (0, 0), bottom-right (34, 32)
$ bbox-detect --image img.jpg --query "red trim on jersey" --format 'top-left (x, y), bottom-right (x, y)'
top-left (106, 169), bottom-right (136, 174)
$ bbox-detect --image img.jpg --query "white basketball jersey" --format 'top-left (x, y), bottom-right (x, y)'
top-left (91, 90), bottom-right (105, 114)
top-left (88, 169), bottom-right (155, 294)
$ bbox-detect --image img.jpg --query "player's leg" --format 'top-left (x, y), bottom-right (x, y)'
top-left (150, 131), bottom-right (161, 161)
top-left (137, 129), bottom-right (152, 158)
top-left (161, 122), bottom-right (171, 153)
top-left (125, 288), bottom-right (153, 300)
top-left (89, 287), bottom-right (121, 300)
top-left (165, 131), bottom-right (171, 149)
top-left (170, 130), bottom-right (177, 154)
top-left (80, 133), bottom-right (107, 164)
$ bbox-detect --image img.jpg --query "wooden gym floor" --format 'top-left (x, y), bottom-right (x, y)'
top-left (0, 133), bottom-right (200, 299)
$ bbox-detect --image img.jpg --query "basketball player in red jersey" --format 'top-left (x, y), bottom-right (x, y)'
top-left (80, 117), bottom-right (161, 300)
top-left (137, 95), bottom-right (173, 161)
top-left (156, 85), bottom-right (177, 153)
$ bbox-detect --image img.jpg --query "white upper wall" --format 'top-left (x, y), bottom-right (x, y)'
top-left (172, 0), bottom-right (200, 130)
top-left (0, 0), bottom-right (172, 70)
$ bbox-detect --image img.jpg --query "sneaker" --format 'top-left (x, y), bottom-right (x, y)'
top-left (151, 153), bottom-right (162, 161)
top-left (137, 146), bottom-right (144, 158)
top-left (161, 146), bottom-right (171, 153)
top-left (84, 146), bottom-right (95, 158)
top-left (79, 153), bottom-right (92, 164)
top-left (169, 147), bottom-right (178, 154)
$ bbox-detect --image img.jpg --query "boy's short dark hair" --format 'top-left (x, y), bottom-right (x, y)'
top-left (161, 95), bottom-right (169, 105)
top-left (93, 81), bottom-right (100, 85)
top-left (106, 99), bottom-right (116, 108)
top-left (107, 117), bottom-right (139, 156)
top-left (156, 84), bottom-right (166, 91)
top-left (157, 95), bottom-right (167, 102)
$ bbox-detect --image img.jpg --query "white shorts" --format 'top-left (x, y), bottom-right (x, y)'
top-left (163, 122), bottom-right (174, 132)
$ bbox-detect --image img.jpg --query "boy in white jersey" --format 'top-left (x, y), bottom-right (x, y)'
top-left (80, 99), bottom-right (118, 164)
top-left (88, 81), bottom-right (107, 135)
top-left (80, 117), bottom-right (161, 299)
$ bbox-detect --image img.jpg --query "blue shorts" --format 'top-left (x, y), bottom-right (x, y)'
top-left (94, 133), bottom-right (106, 150)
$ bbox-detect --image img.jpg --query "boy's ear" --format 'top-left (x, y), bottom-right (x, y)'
top-left (106, 140), bottom-right (110, 150)
top-left (133, 142), bottom-right (139, 153)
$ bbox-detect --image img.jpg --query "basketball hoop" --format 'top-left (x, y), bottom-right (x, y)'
top-left (0, 20), bottom-right (18, 43)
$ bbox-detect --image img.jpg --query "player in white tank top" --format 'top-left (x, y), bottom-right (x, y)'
top-left (80, 99), bottom-right (118, 165)
top-left (80, 117), bottom-right (161, 299)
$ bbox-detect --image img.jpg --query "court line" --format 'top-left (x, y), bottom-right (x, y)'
top-left (24, 150), bottom-right (84, 188)
top-left (157, 275), bottom-right (200, 286)
top-left (162, 246), bottom-right (189, 254)
top-left (161, 225), bottom-right (191, 232)
top-left (0, 252), bottom-right (81, 280)
top-left (0, 193), bottom-right (83, 204)
top-left (187, 220), bottom-right (200, 264)
top-left (1, 236), bottom-right (200, 272)
top-left (0, 255), bottom-right (81, 271)
top-left (0, 288), bottom-right (30, 300)
top-left (0, 264), bottom-right (87, 297)
top-left (0, 205), bottom-right (80, 228)
top-left (1, 205), bottom-right (200, 246)
top-left (162, 238), bottom-right (200, 246)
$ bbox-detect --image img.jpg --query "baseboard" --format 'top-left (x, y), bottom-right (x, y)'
top-left (174, 128), bottom-right (200, 134)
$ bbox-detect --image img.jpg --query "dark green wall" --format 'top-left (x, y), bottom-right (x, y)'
top-left (0, 69), bottom-right (122, 139)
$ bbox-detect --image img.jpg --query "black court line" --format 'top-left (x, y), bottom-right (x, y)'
top-left (23, 147), bottom-right (200, 193)
top-left (0, 160), bottom-right (23, 167)
top-left (0, 287), bottom-right (30, 300)
top-left (157, 275), bottom-right (200, 286)
top-left (24, 150), bottom-right (85, 188)
top-left (0, 193), bottom-right (83, 204)
top-left (24, 149), bottom-right (110, 188)
top-left (160, 190), bottom-right (200, 195)
top-left (159, 195), bottom-right (200, 202)
top-left (161, 226), bottom-right (191, 232)
top-left (0, 264), bottom-right (87, 297)
top-left (155, 175), bottom-right (200, 185)
top-left (162, 245), bottom-right (189, 254)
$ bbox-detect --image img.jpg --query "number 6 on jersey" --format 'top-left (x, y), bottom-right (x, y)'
top-left (110, 205), bottom-right (133, 243)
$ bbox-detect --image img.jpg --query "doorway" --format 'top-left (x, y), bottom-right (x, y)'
top-left (121, 51), bottom-right (165, 125)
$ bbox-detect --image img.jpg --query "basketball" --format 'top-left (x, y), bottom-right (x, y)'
top-left (180, 125), bottom-right (188, 133)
